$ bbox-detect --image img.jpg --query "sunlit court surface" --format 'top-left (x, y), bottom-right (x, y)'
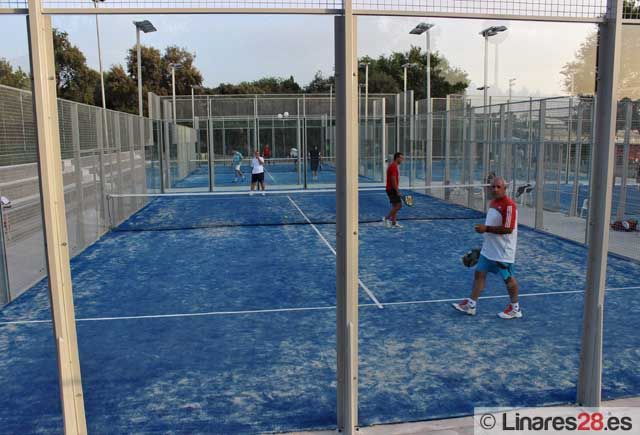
top-left (0, 0), bottom-right (639, 433)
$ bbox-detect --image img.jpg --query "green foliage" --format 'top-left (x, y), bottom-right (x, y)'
top-left (561, 26), bottom-right (640, 100)
top-left (160, 46), bottom-right (204, 96)
top-left (102, 65), bottom-right (137, 114)
top-left (213, 76), bottom-right (302, 94)
top-left (53, 29), bottom-right (99, 105)
top-left (0, 58), bottom-right (30, 90)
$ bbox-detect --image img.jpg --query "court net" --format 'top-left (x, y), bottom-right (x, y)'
top-left (107, 184), bottom-right (488, 232)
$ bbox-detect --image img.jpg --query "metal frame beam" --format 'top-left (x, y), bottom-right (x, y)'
top-left (26, 1), bottom-right (87, 432)
top-left (577, 0), bottom-right (624, 407)
top-left (335, 9), bottom-right (358, 434)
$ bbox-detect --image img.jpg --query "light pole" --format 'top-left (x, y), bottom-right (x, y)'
top-left (169, 63), bottom-right (183, 125)
top-left (191, 85), bottom-right (203, 126)
top-left (479, 26), bottom-right (507, 109)
top-left (409, 23), bottom-right (434, 105)
top-left (479, 25), bottom-right (507, 199)
top-left (410, 22), bottom-right (435, 186)
top-left (92, 0), bottom-right (107, 113)
top-left (133, 20), bottom-right (156, 117)
top-left (401, 62), bottom-right (418, 93)
top-left (508, 78), bottom-right (516, 103)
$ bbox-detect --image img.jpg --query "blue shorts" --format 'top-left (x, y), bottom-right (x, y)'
top-left (476, 254), bottom-right (515, 282)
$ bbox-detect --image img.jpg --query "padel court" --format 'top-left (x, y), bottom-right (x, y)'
top-left (0, 187), bottom-right (639, 433)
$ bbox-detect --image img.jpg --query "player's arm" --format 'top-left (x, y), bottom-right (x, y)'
top-left (475, 224), bottom-right (513, 234)
top-left (390, 173), bottom-right (399, 193)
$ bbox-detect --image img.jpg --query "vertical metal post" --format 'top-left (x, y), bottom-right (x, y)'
top-left (254, 95), bottom-right (259, 155)
top-left (409, 91), bottom-right (415, 186)
top-left (469, 109), bottom-right (477, 206)
top-left (71, 104), bottom-right (85, 249)
top-left (444, 98), bottom-right (451, 199)
top-left (137, 27), bottom-right (143, 117)
top-left (382, 98), bottom-right (387, 185)
top-left (297, 99), bottom-right (302, 184)
top-left (499, 104), bottom-right (506, 177)
top-left (507, 111), bottom-right (515, 195)
top-left (95, 108), bottom-right (108, 219)
top-left (535, 101), bottom-right (546, 230)
top-left (565, 98), bottom-right (573, 184)
top-left (570, 102), bottom-right (584, 217)
top-left (335, 12), bottom-right (359, 434)
top-left (208, 118), bottom-right (214, 192)
top-left (26, 5), bottom-right (87, 433)
top-left (586, 96), bottom-right (598, 244)
top-left (527, 97), bottom-right (533, 184)
top-left (302, 94), bottom-right (308, 188)
top-left (555, 125), bottom-right (562, 210)
top-left (426, 93), bottom-right (433, 186)
top-left (395, 93), bottom-right (400, 153)
top-left (577, 0), bottom-right (623, 406)
top-left (0, 202), bottom-right (11, 305)
top-left (616, 101), bottom-right (632, 220)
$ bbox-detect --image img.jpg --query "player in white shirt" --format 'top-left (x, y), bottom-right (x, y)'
top-left (453, 177), bottom-right (522, 319)
top-left (250, 150), bottom-right (266, 193)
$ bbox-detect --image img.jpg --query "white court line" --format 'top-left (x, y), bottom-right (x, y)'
top-left (1, 286), bottom-right (639, 327)
top-left (286, 195), bottom-right (383, 309)
top-left (265, 170), bottom-right (277, 183)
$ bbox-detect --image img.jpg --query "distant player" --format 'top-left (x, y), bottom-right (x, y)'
top-left (309, 146), bottom-right (321, 180)
top-left (251, 150), bottom-right (266, 194)
top-left (383, 152), bottom-right (404, 228)
top-left (452, 177), bottom-right (522, 319)
top-left (263, 144), bottom-right (271, 164)
top-left (232, 149), bottom-right (244, 183)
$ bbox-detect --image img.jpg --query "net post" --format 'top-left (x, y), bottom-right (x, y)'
top-left (535, 101), bottom-right (546, 230)
top-left (577, 0), bottom-right (623, 407)
top-left (335, 11), bottom-right (359, 434)
top-left (569, 101), bottom-right (584, 217)
top-left (615, 100), bottom-right (632, 220)
top-left (26, 3), bottom-right (87, 432)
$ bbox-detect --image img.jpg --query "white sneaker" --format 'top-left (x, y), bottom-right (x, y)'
top-left (382, 217), bottom-right (391, 228)
top-left (452, 299), bottom-right (476, 316)
top-left (391, 221), bottom-right (403, 229)
top-left (498, 303), bottom-right (522, 319)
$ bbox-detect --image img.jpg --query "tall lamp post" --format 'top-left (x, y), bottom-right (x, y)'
top-left (169, 63), bottom-right (183, 125)
top-left (133, 20), bottom-right (156, 117)
top-left (191, 84), bottom-right (203, 126)
top-left (479, 25), bottom-right (507, 198)
top-left (410, 22), bottom-right (435, 186)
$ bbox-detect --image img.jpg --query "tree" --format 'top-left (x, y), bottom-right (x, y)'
top-left (305, 71), bottom-right (334, 93)
top-left (212, 76), bottom-right (303, 94)
top-left (160, 46), bottom-right (204, 96)
top-left (102, 65), bottom-right (137, 114)
top-left (126, 45), bottom-right (164, 115)
top-left (0, 58), bottom-right (30, 90)
top-left (561, 26), bottom-right (640, 99)
top-left (53, 29), bottom-right (99, 104)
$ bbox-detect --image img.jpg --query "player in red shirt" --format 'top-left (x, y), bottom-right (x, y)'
top-left (263, 144), bottom-right (271, 164)
top-left (383, 152), bottom-right (404, 228)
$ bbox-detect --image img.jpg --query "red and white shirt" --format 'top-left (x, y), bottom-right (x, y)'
top-left (481, 196), bottom-right (518, 264)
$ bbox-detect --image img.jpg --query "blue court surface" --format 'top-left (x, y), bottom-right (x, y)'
top-left (1, 189), bottom-right (639, 434)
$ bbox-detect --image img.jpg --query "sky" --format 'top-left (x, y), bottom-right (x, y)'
top-left (0, 13), bottom-right (596, 97)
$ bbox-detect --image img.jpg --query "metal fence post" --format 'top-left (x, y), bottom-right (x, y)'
top-left (71, 103), bottom-right (85, 250)
top-left (335, 11), bottom-right (359, 434)
top-left (26, 4), bottom-right (88, 431)
top-left (569, 102), bottom-right (585, 217)
top-left (535, 101), bottom-right (546, 229)
top-left (577, 0), bottom-right (623, 406)
top-left (616, 100), bottom-right (632, 220)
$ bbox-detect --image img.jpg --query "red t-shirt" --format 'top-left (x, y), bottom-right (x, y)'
top-left (386, 162), bottom-right (399, 191)
top-left (263, 147), bottom-right (271, 158)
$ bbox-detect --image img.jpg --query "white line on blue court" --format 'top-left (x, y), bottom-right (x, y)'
top-left (1, 286), bottom-right (639, 326)
top-left (265, 170), bottom-right (277, 183)
top-left (286, 195), bottom-right (384, 309)
top-left (0, 286), bottom-right (640, 326)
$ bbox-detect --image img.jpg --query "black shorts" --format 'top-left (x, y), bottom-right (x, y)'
top-left (251, 172), bottom-right (265, 183)
top-left (386, 189), bottom-right (401, 205)
top-left (310, 160), bottom-right (320, 171)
